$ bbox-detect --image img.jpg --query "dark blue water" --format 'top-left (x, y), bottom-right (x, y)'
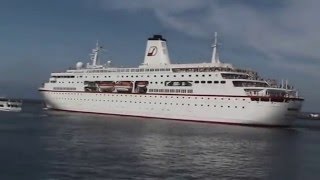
top-left (0, 102), bottom-right (320, 180)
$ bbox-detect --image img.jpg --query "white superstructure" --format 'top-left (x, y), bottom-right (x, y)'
top-left (39, 34), bottom-right (304, 126)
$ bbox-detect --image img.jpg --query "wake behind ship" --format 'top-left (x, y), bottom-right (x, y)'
top-left (39, 33), bottom-right (304, 126)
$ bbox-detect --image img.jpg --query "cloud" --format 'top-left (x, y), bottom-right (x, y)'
top-left (96, 0), bottom-right (320, 77)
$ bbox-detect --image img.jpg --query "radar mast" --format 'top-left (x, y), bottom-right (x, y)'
top-left (91, 40), bottom-right (102, 66)
top-left (211, 32), bottom-right (220, 64)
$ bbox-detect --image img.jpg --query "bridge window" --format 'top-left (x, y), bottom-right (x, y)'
top-left (233, 81), bottom-right (268, 87)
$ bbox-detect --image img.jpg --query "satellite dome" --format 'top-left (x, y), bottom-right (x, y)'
top-left (76, 62), bottom-right (84, 69)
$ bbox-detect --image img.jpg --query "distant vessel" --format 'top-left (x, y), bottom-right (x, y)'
top-left (39, 33), bottom-right (304, 126)
top-left (0, 97), bottom-right (22, 112)
top-left (309, 113), bottom-right (319, 118)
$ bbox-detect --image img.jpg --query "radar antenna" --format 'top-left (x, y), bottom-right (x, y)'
top-left (211, 32), bottom-right (220, 64)
top-left (90, 40), bottom-right (103, 66)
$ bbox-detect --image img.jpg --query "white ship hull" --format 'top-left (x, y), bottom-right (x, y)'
top-left (40, 90), bottom-right (302, 126)
top-left (0, 107), bottom-right (22, 112)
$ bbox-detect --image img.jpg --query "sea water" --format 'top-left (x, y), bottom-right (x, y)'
top-left (0, 102), bottom-right (320, 179)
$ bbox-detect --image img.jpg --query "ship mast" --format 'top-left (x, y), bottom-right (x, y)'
top-left (211, 32), bottom-right (220, 64)
top-left (91, 41), bottom-right (101, 66)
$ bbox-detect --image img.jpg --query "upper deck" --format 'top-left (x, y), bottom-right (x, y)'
top-left (40, 34), bottom-right (303, 100)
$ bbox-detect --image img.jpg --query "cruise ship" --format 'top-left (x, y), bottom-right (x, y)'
top-left (39, 33), bottom-right (304, 126)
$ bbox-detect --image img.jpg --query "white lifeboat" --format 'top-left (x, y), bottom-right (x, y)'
top-left (97, 81), bottom-right (114, 89)
top-left (136, 81), bottom-right (148, 88)
top-left (114, 81), bottom-right (133, 92)
top-left (97, 81), bottom-right (114, 92)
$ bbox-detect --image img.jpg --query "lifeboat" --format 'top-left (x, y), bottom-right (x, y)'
top-left (136, 81), bottom-right (148, 88)
top-left (97, 81), bottom-right (114, 92)
top-left (114, 81), bottom-right (133, 92)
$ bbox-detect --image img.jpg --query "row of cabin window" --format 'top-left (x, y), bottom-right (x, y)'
top-left (56, 81), bottom-right (85, 84)
top-left (54, 80), bottom-right (225, 85)
top-left (52, 76), bottom-right (75, 78)
top-left (56, 81), bottom-right (82, 84)
top-left (53, 87), bottom-right (76, 91)
top-left (50, 92), bottom-right (248, 101)
top-left (73, 74), bottom-right (219, 79)
top-left (86, 68), bottom-right (171, 73)
top-left (51, 92), bottom-right (235, 99)
top-left (148, 89), bottom-right (193, 93)
top-left (53, 97), bottom-right (245, 108)
top-left (195, 80), bottom-right (226, 84)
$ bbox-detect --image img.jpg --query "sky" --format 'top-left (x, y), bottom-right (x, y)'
top-left (0, 0), bottom-right (319, 112)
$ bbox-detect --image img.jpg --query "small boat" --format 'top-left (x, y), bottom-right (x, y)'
top-left (114, 81), bottom-right (133, 92)
top-left (97, 81), bottom-right (115, 92)
top-left (309, 113), bottom-right (319, 118)
top-left (136, 81), bottom-right (148, 88)
top-left (0, 97), bottom-right (22, 112)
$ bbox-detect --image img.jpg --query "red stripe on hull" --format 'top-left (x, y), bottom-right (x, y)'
top-left (48, 108), bottom-right (291, 128)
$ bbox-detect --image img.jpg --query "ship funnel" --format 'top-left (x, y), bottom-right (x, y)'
top-left (143, 35), bottom-right (171, 66)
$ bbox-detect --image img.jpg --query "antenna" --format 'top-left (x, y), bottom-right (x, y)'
top-left (91, 40), bottom-right (102, 66)
top-left (211, 32), bottom-right (220, 64)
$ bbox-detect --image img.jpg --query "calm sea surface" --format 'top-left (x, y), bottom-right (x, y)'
top-left (0, 102), bottom-right (320, 180)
